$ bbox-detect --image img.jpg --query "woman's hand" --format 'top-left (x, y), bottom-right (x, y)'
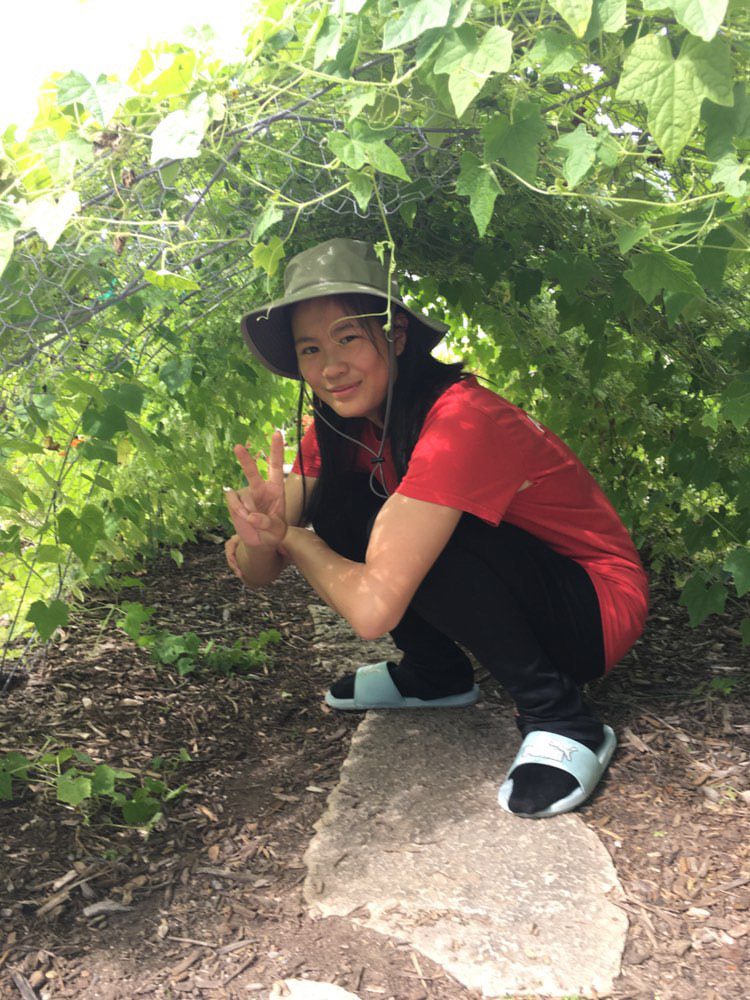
top-left (224, 430), bottom-right (288, 550)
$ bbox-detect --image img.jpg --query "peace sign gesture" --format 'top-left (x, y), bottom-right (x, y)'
top-left (225, 430), bottom-right (288, 549)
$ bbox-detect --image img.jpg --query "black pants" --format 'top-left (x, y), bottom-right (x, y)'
top-left (313, 475), bottom-right (606, 743)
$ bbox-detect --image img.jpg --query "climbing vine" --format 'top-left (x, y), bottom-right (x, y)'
top-left (1, 0), bottom-right (749, 671)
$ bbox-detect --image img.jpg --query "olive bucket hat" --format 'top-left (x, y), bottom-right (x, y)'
top-left (240, 237), bottom-right (448, 379)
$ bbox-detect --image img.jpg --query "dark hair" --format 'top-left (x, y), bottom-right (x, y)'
top-left (295, 293), bottom-right (465, 524)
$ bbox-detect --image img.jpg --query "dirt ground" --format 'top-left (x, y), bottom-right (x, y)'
top-left (1, 538), bottom-right (749, 1000)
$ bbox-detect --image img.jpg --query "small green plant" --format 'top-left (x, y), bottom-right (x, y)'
top-left (0, 742), bottom-right (187, 830)
top-left (708, 676), bottom-right (737, 697)
top-left (692, 675), bottom-right (740, 699)
top-left (117, 601), bottom-right (280, 677)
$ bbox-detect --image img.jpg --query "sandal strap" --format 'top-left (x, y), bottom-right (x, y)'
top-left (508, 730), bottom-right (603, 790)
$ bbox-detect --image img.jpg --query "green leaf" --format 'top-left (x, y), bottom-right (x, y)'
top-left (456, 152), bottom-right (502, 237)
top-left (347, 169), bottom-right (373, 212)
top-left (25, 191), bottom-right (81, 249)
top-left (35, 544), bottom-right (65, 564)
top-left (483, 102), bottom-right (546, 182)
top-left (623, 250), bottom-right (706, 304)
top-left (81, 402), bottom-right (128, 440)
top-left (252, 203), bottom-right (283, 242)
top-left (720, 374), bottom-right (750, 429)
top-left (527, 30), bottom-right (582, 75)
top-left (329, 130), bottom-right (410, 181)
top-left (91, 763), bottom-right (131, 797)
top-left (724, 547), bottom-right (750, 598)
top-left (647, 0), bottom-right (730, 42)
top-left (0, 468), bottom-right (26, 508)
top-left (434, 25), bottom-right (513, 118)
top-left (118, 601), bottom-right (155, 640)
top-left (617, 33), bottom-right (733, 162)
top-left (346, 89), bottom-right (377, 121)
top-left (26, 599), bottom-right (69, 641)
top-left (102, 382), bottom-right (146, 416)
top-left (252, 236), bottom-right (285, 277)
top-left (710, 154), bottom-right (750, 198)
top-left (0, 525), bottom-right (21, 557)
top-left (329, 131), bottom-right (367, 170)
top-left (703, 83), bottom-right (750, 160)
top-left (0, 230), bottom-right (14, 278)
top-left (314, 15), bottom-right (343, 68)
top-left (585, 0), bottom-right (626, 36)
top-left (159, 358), bottom-right (193, 394)
top-left (617, 222), bottom-right (650, 254)
top-left (364, 140), bottom-right (411, 181)
top-left (77, 441), bottom-right (118, 464)
top-left (554, 124), bottom-right (598, 187)
top-left (56, 71), bottom-right (129, 126)
top-left (150, 95), bottom-right (210, 163)
top-left (0, 752), bottom-right (32, 800)
top-left (28, 131), bottom-right (93, 183)
top-left (57, 504), bottom-right (105, 565)
top-left (550, 0), bottom-right (594, 38)
top-left (122, 792), bottom-right (162, 826)
top-left (383, 0), bottom-right (452, 50)
top-left (143, 268), bottom-right (200, 292)
top-left (679, 572), bottom-right (727, 626)
top-left (57, 770), bottom-right (92, 807)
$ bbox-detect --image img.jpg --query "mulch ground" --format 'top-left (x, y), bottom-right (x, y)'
top-left (1, 538), bottom-right (749, 1000)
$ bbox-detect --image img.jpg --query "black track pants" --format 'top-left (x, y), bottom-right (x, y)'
top-left (312, 475), bottom-right (606, 743)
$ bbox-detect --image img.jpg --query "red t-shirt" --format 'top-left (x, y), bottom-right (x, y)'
top-left (293, 378), bottom-right (648, 669)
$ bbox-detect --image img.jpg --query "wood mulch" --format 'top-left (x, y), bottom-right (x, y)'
top-left (0, 538), bottom-right (748, 1000)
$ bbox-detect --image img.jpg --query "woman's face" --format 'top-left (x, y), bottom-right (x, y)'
top-left (291, 296), bottom-right (405, 426)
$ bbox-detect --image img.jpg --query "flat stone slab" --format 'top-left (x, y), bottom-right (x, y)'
top-left (304, 706), bottom-right (627, 998)
top-left (270, 980), bottom-right (361, 1000)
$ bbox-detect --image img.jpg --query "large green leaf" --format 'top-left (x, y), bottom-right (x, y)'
top-left (56, 71), bottom-right (129, 126)
top-left (56, 770), bottom-right (92, 807)
top-left (143, 268), bottom-right (201, 292)
top-left (679, 572), bottom-right (727, 626)
top-left (329, 129), bottom-right (410, 181)
top-left (57, 504), bottom-right (105, 566)
top-left (550, 0), bottom-right (594, 38)
top-left (617, 33), bottom-right (734, 162)
top-left (624, 249), bottom-right (706, 304)
top-left (483, 102), bottom-right (547, 182)
top-left (383, 0), bottom-right (453, 50)
top-left (554, 124), bottom-right (598, 187)
top-left (585, 0), bottom-right (626, 37)
top-left (642, 0), bottom-right (729, 42)
top-left (527, 30), bottom-right (583, 76)
top-left (150, 94), bottom-right (211, 163)
top-left (720, 374), bottom-right (750, 429)
top-left (25, 192), bottom-right (80, 249)
top-left (81, 403), bottom-right (128, 440)
top-left (433, 25), bottom-right (513, 118)
top-left (26, 599), bottom-right (69, 641)
top-left (724, 547), bottom-right (750, 598)
top-left (456, 152), bottom-right (502, 237)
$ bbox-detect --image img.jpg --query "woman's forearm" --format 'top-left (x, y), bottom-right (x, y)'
top-left (281, 526), bottom-right (400, 640)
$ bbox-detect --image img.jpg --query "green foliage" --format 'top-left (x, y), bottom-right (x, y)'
top-left (0, 743), bottom-right (187, 831)
top-left (1, 0), bottom-right (749, 659)
top-left (117, 601), bottom-right (280, 677)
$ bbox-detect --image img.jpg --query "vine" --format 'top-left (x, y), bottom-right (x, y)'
top-left (0, 0), bottom-right (748, 674)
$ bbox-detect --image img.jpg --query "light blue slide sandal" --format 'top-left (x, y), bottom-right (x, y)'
top-left (325, 660), bottom-right (480, 711)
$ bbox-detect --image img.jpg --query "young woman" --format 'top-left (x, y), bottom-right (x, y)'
top-left (225, 238), bottom-right (648, 819)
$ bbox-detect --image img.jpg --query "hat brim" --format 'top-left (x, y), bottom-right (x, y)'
top-left (241, 283), bottom-right (449, 380)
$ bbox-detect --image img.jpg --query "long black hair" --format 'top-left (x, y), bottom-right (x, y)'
top-left (295, 293), bottom-right (466, 525)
